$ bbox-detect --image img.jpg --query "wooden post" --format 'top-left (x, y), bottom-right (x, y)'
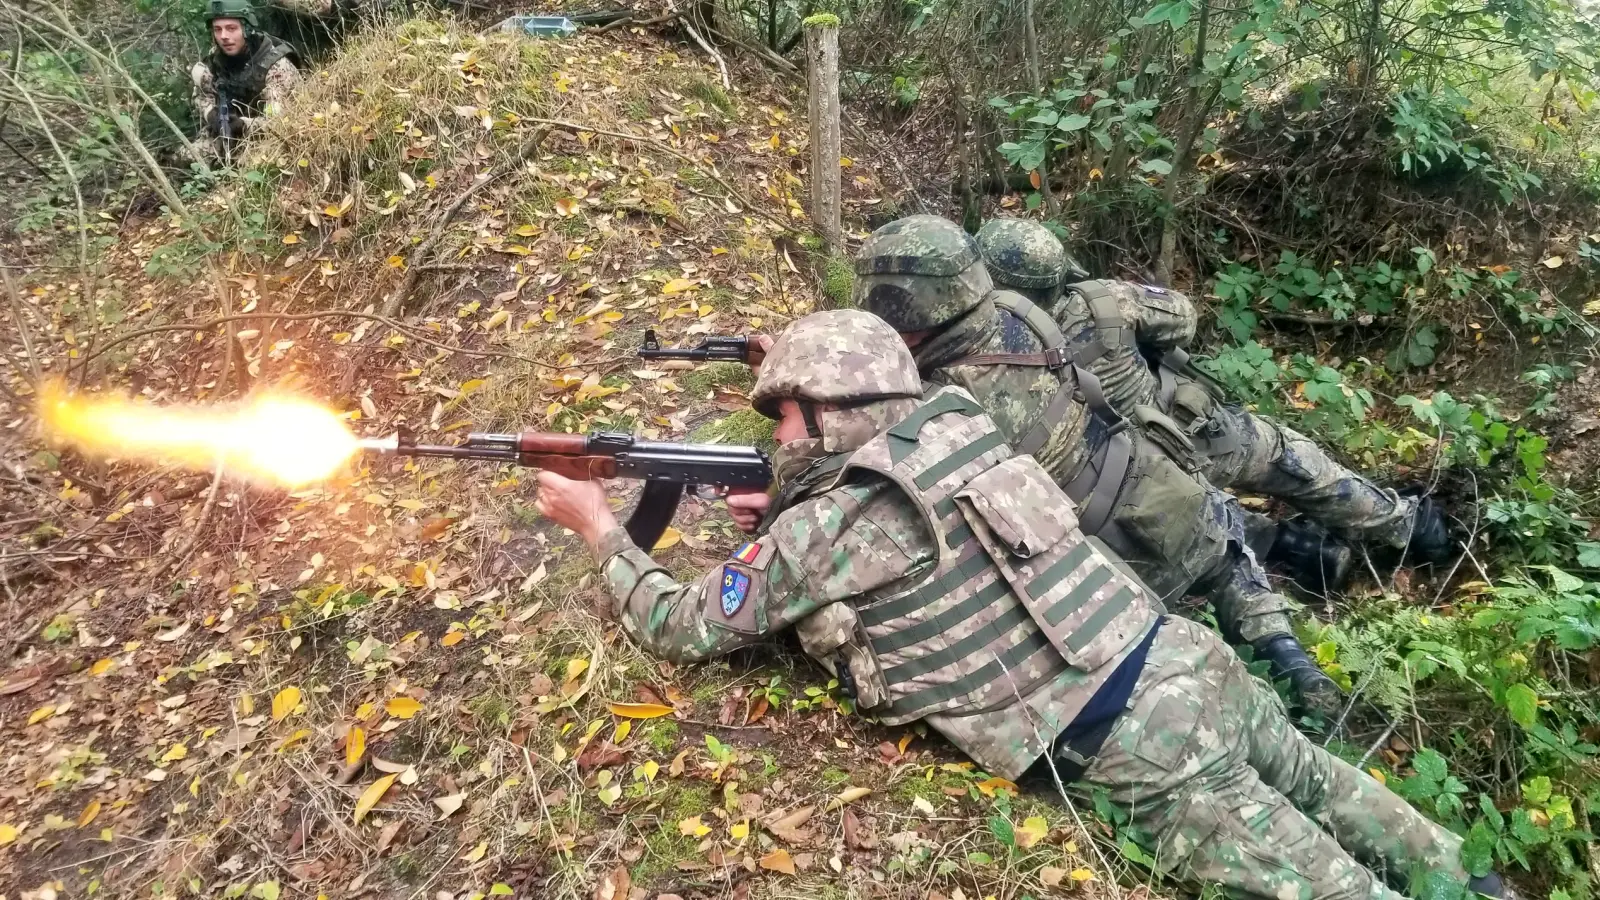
top-left (804, 15), bottom-right (843, 256)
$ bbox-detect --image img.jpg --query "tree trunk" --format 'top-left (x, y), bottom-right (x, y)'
top-left (805, 20), bottom-right (844, 255)
top-left (1155, 0), bottom-right (1212, 285)
top-left (1022, 0), bottom-right (1057, 215)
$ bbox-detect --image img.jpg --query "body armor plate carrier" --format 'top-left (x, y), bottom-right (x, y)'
top-left (802, 388), bottom-right (1160, 726)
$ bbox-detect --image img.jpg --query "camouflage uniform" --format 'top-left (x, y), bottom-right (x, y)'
top-left (589, 310), bottom-right (1473, 900)
top-left (975, 218), bottom-right (1424, 550)
top-left (853, 217), bottom-right (1303, 650)
top-left (192, 0), bottom-right (300, 153)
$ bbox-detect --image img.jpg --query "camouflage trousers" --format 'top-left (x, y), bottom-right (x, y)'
top-left (1201, 405), bottom-right (1417, 549)
top-left (1100, 430), bottom-right (1296, 644)
top-left (1071, 617), bottom-right (1467, 899)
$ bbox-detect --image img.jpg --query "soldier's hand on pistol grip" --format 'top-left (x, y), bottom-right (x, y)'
top-left (725, 487), bottom-right (771, 534)
top-left (747, 334), bottom-right (774, 375)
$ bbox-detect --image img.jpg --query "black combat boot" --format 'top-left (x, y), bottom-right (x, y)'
top-left (1468, 871), bottom-right (1518, 899)
top-left (1404, 493), bottom-right (1453, 564)
top-left (1268, 520), bottom-right (1353, 595)
top-left (1252, 633), bottom-right (1343, 719)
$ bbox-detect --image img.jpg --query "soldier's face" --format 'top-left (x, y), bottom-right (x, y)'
top-left (212, 18), bottom-right (247, 56)
top-left (772, 399), bottom-right (815, 445)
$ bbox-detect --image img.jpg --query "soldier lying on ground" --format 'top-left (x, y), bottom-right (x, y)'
top-left (532, 308), bottom-right (1512, 900)
top-left (852, 214), bottom-right (1341, 715)
top-left (190, 0), bottom-right (300, 159)
top-left (973, 218), bottom-right (1452, 591)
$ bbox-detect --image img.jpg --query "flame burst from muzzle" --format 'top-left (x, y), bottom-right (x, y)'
top-left (39, 387), bottom-right (360, 488)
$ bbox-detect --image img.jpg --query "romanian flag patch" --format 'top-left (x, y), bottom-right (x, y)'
top-left (731, 542), bottom-right (762, 564)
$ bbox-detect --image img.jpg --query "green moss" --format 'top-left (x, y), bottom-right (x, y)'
top-left (683, 75), bottom-right (735, 115)
top-left (634, 819), bottom-right (700, 886)
top-left (644, 720), bottom-right (680, 754)
top-left (690, 409), bottom-right (777, 452)
top-left (682, 361), bottom-right (755, 396)
top-left (625, 98), bottom-right (652, 121)
top-left (823, 254), bottom-right (855, 308)
top-left (470, 693), bottom-right (513, 730)
top-left (803, 12), bottom-right (841, 26)
top-left (820, 765), bottom-right (853, 786)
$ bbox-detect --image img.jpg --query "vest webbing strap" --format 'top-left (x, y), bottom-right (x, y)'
top-left (914, 430), bottom-right (1009, 489)
top-left (882, 603), bottom-right (1032, 685)
top-left (1065, 281), bottom-right (1134, 369)
top-left (870, 575), bottom-right (1013, 654)
top-left (992, 291), bottom-right (1068, 346)
top-left (888, 631), bottom-right (1052, 717)
top-left (1042, 558), bottom-right (1114, 626)
top-left (859, 550), bottom-right (991, 628)
top-left (888, 391), bottom-right (987, 463)
top-left (1064, 429), bottom-right (1132, 536)
top-left (1067, 586), bottom-right (1137, 653)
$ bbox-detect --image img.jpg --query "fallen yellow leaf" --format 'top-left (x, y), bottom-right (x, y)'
top-left (661, 278), bottom-right (697, 294)
top-left (26, 705), bottom-right (55, 726)
top-left (827, 786), bottom-right (872, 809)
top-left (386, 697), bottom-right (422, 719)
top-left (440, 630), bottom-right (467, 647)
top-left (346, 726), bottom-right (366, 767)
top-left (613, 720), bottom-right (632, 744)
top-left (565, 658), bottom-right (589, 682)
top-left (1015, 815), bottom-right (1049, 849)
top-left (730, 819), bottom-right (749, 841)
top-left (759, 848), bottom-right (797, 875)
top-left (606, 702), bottom-right (675, 719)
top-left (678, 815), bottom-right (711, 837)
top-left (462, 840), bottom-right (488, 862)
top-left (353, 773), bottom-right (398, 824)
top-left (160, 743), bottom-right (188, 763)
top-left (0, 823), bottom-right (16, 845)
top-left (78, 800), bottom-right (101, 827)
top-left (271, 686), bottom-right (301, 722)
top-left (1071, 868), bottom-right (1095, 882)
top-left (652, 526), bottom-right (683, 550)
top-left (90, 658), bottom-right (115, 676)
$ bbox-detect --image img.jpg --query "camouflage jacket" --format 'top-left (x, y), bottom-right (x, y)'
top-left (190, 37), bottom-right (299, 138)
top-left (1054, 280), bottom-right (1196, 413)
top-left (594, 392), bottom-right (1158, 779)
top-left (915, 294), bottom-right (1094, 488)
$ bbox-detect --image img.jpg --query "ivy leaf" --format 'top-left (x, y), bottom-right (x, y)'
top-left (1412, 748), bottom-right (1448, 782)
top-left (1504, 683), bottom-right (1539, 729)
top-left (1139, 158), bottom-right (1173, 176)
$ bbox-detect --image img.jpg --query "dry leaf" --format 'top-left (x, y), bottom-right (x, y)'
top-left (912, 796), bottom-right (935, 815)
top-left (346, 727), bottom-right (366, 767)
top-left (433, 792), bottom-right (466, 819)
top-left (652, 526), bottom-right (683, 550)
top-left (1071, 868), bottom-right (1095, 882)
top-left (440, 630), bottom-right (467, 648)
top-left (594, 865), bottom-right (630, 900)
top-left (661, 278), bottom-right (697, 294)
top-left (759, 848), bottom-right (796, 875)
top-left (1542, 255), bottom-right (1564, 268)
top-left (462, 840), bottom-right (488, 863)
top-left (155, 621), bottom-right (190, 642)
top-left (1039, 866), bottom-right (1067, 888)
top-left (678, 815), bottom-right (711, 837)
top-left (78, 800), bottom-right (102, 827)
top-left (828, 786), bottom-right (872, 809)
top-left (606, 702), bottom-right (675, 719)
top-left (271, 686), bottom-right (301, 722)
top-left (90, 658), bottom-right (115, 676)
top-left (1015, 815), bottom-right (1049, 849)
top-left (566, 658), bottom-right (589, 681)
top-left (353, 773), bottom-right (398, 824)
top-left (385, 697), bottom-right (422, 719)
top-left (764, 806), bottom-right (814, 844)
top-left (973, 777), bottom-right (1018, 798)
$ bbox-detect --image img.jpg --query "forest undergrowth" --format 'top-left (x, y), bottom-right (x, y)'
top-left (1, 0), bottom-right (1600, 898)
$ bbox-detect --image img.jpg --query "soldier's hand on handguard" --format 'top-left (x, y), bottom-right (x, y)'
top-left (725, 487), bottom-right (771, 534)
top-left (747, 334), bottom-right (775, 375)
top-left (534, 471), bottom-right (618, 551)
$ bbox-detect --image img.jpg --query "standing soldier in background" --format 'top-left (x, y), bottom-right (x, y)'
top-left (532, 309), bottom-right (1510, 900)
top-left (974, 217), bottom-right (1451, 590)
top-left (190, 0), bottom-right (300, 160)
top-left (850, 215), bottom-right (1341, 715)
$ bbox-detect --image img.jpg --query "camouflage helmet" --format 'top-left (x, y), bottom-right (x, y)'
top-left (752, 310), bottom-right (921, 417)
top-left (975, 219), bottom-right (1067, 290)
top-left (853, 215), bottom-right (994, 332)
top-left (206, 0), bottom-right (258, 27)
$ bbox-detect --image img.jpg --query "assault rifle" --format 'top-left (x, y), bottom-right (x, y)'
top-left (638, 328), bottom-right (764, 366)
top-left (360, 427), bottom-right (771, 549)
top-left (216, 88), bottom-right (236, 163)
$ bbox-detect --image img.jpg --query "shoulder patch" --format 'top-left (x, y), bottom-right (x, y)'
top-left (720, 565), bottom-right (752, 617)
top-left (728, 540), bottom-right (775, 571)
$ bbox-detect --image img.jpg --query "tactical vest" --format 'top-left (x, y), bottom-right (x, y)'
top-left (798, 389), bottom-right (1159, 737)
top-left (1058, 281), bottom-right (1239, 461)
top-left (207, 34), bottom-right (296, 119)
top-left (946, 290), bottom-right (1135, 535)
